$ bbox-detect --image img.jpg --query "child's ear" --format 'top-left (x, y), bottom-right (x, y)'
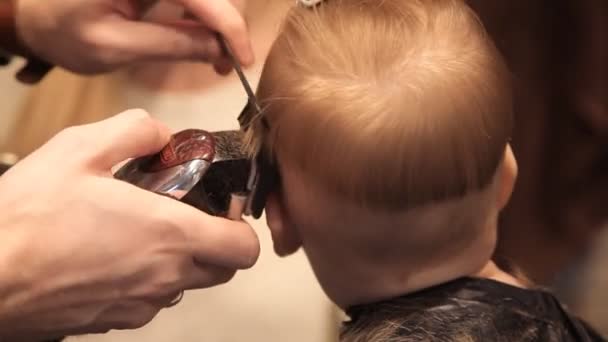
top-left (497, 144), bottom-right (518, 210)
top-left (265, 192), bottom-right (303, 257)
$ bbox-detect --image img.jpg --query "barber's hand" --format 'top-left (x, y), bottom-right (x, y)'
top-left (14, 0), bottom-right (253, 75)
top-left (0, 110), bottom-right (260, 340)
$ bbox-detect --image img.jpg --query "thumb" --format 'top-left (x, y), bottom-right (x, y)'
top-left (81, 109), bottom-right (171, 170)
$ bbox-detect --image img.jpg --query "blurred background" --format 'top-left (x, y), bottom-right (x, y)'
top-left (0, 0), bottom-right (606, 340)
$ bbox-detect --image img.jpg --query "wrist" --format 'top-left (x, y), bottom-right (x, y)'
top-left (0, 198), bottom-right (36, 341)
top-left (0, 221), bottom-right (69, 341)
top-left (0, 0), bottom-right (52, 83)
top-left (0, 215), bottom-right (34, 337)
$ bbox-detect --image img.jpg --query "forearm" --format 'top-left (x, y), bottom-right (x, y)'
top-left (0, 227), bottom-right (61, 342)
top-left (0, 163), bottom-right (10, 176)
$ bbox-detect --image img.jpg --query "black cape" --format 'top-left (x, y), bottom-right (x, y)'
top-left (345, 278), bottom-right (606, 341)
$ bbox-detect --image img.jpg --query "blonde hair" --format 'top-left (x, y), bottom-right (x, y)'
top-left (247, 0), bottom-right (512, 211)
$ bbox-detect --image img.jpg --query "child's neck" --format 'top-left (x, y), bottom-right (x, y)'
top-left (473, 260), bottom-right (527, 288)
top-left (331, 226), bottom-right (524, 309)
top-left (335, 259), bottom-right (526, 310)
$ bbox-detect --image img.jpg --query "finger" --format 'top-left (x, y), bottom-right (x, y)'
top-left (177, 0), bottom-right (254, 66)
top-left (192, 215), bottom-right (260, 270)
top-left (213, 58), bottom-right (234, 76)
top-left (95, 300), bottom-right (162, 331)
top-left (100, 19), bottom-right (227, 64)
top-left (79, 109), bottom-right (171, 169)
top-left (107, 181), bottom-right (260, 270)
top-left (108, 178), bottom-right (260, 270)
top-left (182, 263), bottom-right (236, 290)
top-left (164, 200), bottom-right (261, 269)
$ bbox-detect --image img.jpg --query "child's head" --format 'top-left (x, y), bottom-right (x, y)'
top-left (247, 0), bottom-right (516, 308)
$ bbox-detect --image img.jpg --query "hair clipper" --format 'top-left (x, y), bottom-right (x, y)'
top-left (113, 129), bottom-right (275, 220)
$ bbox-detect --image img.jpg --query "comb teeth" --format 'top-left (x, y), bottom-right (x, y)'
top-left (296, 0), bottom-right (327, 8)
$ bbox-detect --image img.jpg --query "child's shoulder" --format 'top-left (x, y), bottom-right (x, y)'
top-left (343, 278), bottom-right (605, 342)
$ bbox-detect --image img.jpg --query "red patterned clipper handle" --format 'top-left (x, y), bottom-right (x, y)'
top-left (143, 129), bottom-right (216, 172)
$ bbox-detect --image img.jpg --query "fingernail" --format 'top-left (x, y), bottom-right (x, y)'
top-left (213, 61), bottom-right (233, 76)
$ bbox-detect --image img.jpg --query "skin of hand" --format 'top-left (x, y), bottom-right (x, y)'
top-left (0, 110), bottom-right (260, 340)
top-left (14, 0), bottom-right (254, 75)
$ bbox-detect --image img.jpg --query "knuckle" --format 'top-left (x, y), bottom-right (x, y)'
top-left (125, 109), bottom-right (159, 132)
top-left (150, 273), bottom-right (183, 297)
top-left (140, 259), bottom-right (190, 298)
top-left (118, 109), bottom-right (164, 140)
top-left (123, 108), bottom-right (152, 121)
top-left (52, 125), bottom-right (90, 150)
top-left (54, 125), bottom-right (80, 141)
top-left (78, 23), bottom-right (101, 44)
top-left (156, 213), bottom-right (189, 242)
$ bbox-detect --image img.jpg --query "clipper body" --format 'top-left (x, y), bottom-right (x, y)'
top-left (114, 129), bottom-right (255, 220)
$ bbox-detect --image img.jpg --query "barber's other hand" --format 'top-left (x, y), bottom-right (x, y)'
top-left (0, 110), bottom-right (260, 340)
top-left (14, 0), bottom-right (253, 74)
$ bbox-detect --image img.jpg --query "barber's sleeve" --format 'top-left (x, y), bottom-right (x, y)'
top-left (0, 163), bottom-right (10, 175)
top-left (0, 0), bottom-right (52, 83)
top-left (0, 153), bottom-right (18, 176)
